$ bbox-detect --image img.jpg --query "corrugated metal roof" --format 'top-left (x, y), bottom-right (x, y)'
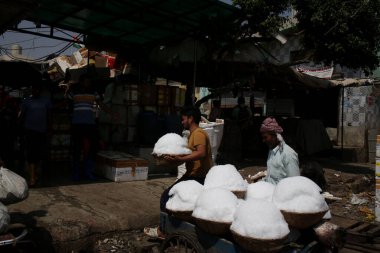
top-left (21, 0), bottom-right (236, 47)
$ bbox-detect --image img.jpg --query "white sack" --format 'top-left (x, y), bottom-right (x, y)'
top-left (0, 167), bottom-right (29, 205)
top-left (0, 202), bottom-right (10, 233)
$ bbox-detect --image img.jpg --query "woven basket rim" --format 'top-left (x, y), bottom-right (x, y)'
top-left (231, 231), bottom-right (289, 242)
top-left (194, 217), bottom-right (232, 225)
top-left (167, 208), bottom-right (193, 214)
top-left (281, 209), bottom-right (329, 215)
top-left (153, 153), bottom-right (188, 158)
top-left (232, 190), bottom-right (247, 193)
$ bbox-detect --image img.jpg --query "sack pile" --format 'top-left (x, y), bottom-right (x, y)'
top-left (0, 167), bottom-right (29, 233)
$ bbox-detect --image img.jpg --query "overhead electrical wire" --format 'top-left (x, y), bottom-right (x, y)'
top-left (0, 42), bottom-right (73, 63)
top-left (1, 41), bottom-right (68, 51)
top-left (0, 34), bottom-right (84, 63)
top-left (0, 36), bottom-right (41, 47)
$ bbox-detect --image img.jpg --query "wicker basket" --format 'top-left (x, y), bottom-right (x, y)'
top-left (195, 217), bottom-right (231, 235)
top-left (232, 190), bottom-right (246, 199)
top-left (281, 210), bottom-right (328, 229)
top-left (232, 231), bottom-right (288, 253)
top-left (167, 209), bottom-right (194, 222)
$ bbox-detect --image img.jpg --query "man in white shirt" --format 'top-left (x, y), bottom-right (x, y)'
top-left (260, 117), bottom-right (300, 184)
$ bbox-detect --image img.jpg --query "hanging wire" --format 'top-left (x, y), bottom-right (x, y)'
top-left (0, 34), bottom-right (84, 63)
top-left (0, 42), bottom-right (73, 63)
top-left (0, 37), bottom-right (41, 47)
top-left (2, 41), bottom-right (68, 50)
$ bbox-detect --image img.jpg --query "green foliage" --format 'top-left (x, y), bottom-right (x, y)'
top-left (234, 0), bottom-right (380, 73)
top-left (233, 0), bottom-right (291, 37)
top-left (294, 0), bottom-right (380, 74)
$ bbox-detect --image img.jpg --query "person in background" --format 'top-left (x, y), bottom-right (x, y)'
top-left (144, 106), bottom-right (213, 239)
top-left (232, 96), bottom-right (252, 124)
top-left (19, 83), bottom-right (52, 187)
top-left (260, 117), bottom-right (300, 184)
top-left (0, 86), bottom-right (18, 169)
top-left (65, 74), bottom-right (116, 181)
top-left (232, 96), bottom-right (252, 159)
top-left (208, 100), bottom-right (223, 122)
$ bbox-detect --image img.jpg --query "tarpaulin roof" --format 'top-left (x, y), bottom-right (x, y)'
top-left (15, 0), bottom-right (236, 47)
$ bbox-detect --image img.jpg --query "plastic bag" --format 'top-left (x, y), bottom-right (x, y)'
top-left (0, 167), bottom-right (28, 205)
top-left (0, 202), bottom-right (10, 233)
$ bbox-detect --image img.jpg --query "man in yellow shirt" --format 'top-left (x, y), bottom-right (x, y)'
top-left (162, 106), bottom-right (212, 206)
top-left (144, 106), bottom-right (213, 238)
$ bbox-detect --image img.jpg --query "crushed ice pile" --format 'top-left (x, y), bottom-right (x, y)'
top-left (166, 169), bottom-right (330, 240)
top-left (192, 188), bottom-right (238, 223)
top-left (273, 176), bottom-right (328, 213)
top-left (166, 180), bottom-right (204, 211)
top-left (245, 181), bottom-right (275, 202)
top-left (231, 199), bottom-right (290, 240)
top-left (152, 133), bottom-right (192, 156)
top-left (204, 164), bottom-right (248, 192)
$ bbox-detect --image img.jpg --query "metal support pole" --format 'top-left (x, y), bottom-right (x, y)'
top-left (87, 48), bottom-right (90, 73)
top-left (192, 39), bottom-right (198, 105)
top-left (341, 86), bottom-right (344, 156)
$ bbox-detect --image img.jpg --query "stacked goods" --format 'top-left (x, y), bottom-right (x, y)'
top-left (152, 133), bottom-right (191, 166)
top-left (166, 180), bottom-right (203, 221)
top-left (245, 181), bottom-right (275, 202)
top-left (0, 167), bottom-right (28, 205)
top-left (157, 85), bottom-right (171, 106)
top-left (0, 202), bottom-right (10, 233)
top-left (231, 200), bottom-right (290, 253)
top-left (273, 176), bottom-right (329, 229)
top-left (192, 188), bottom-right (238, 235)
top-left (204, 164), bottom-right (248, 198)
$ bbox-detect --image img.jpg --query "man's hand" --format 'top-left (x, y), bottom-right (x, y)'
top-left (163, 155), bottom-right (181, 162)
top-left (249, 171), bottom-right (267, 183)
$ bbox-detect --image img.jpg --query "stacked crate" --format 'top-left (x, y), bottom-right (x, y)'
top-left (50, 113), bottom-right (71, 161)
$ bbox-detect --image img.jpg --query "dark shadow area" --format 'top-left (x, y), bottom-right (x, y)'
top-left (5, 211), bottom-right (55, 253)
top-left (28, 161), bottom-right (110, 188)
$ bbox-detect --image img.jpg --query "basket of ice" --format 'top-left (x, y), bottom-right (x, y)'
top-left (192, 188), bottom-right (238, 235)
top-left (152, 133), bottom-right (191, 167)
top-left (245, 181), bottom-right (275, 202)
top-left (204, 164), bottom-right (248, 199)
top-left (231, 200), bottom-right (289, 253)
top-left (166, 180), bottom-right (204, 222)
top-left (273, 176), bottom-right (329, 229)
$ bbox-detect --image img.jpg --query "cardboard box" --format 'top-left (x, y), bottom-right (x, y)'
top-left (67, 67), bottom-right (110, 82)
top-left (96, 151), bottom-right (149, 182)
top-left (95, 55), bottom-right (108, 68)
